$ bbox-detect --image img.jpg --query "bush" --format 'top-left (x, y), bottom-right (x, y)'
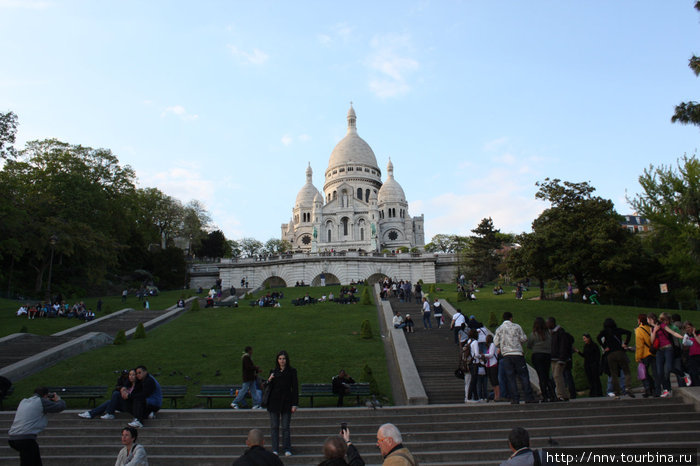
top-left (134, 323), bottom-right (146, 339)
top-left (360, 319), bottom-right (373, 339)
top-left (428, 283), bottom-right (436, 293)
top-left (360, 287), bottom-right (371, 305)
top-left (362, 364), bottom-right (379, 395)
top-left (113, 329), bottom-right (127, 345)
top-left (19, 325), bottom-right (27, 333)
top-left (189, 299), bottom-right (200, 312)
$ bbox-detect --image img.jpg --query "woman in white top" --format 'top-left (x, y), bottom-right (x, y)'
top-left (115, 426), bottom-right (148, 466)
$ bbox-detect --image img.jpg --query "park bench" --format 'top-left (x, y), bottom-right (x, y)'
top-left (0, 386), bottom-right (14, 410)
top-left (213, 301), bottom-right (238, 308)
top-left (196, 384), bottom-right (241, 408)
top-left (47, 385), bottom-right (108, 408)
top-left (300, 382), bottom-right (371, 408)
top-left (161, 385), bottom-right (187, 408)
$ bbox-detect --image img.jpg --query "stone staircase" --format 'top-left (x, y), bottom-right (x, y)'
top-left (390, 297), bottom-right (465, 404)
top-left (0, 397), bottom-right (698, 465)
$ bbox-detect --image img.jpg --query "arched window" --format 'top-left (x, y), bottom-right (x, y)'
top-left (360, 228), bottom-right (364, 241)
top-left (365, 189), bottom-right (370, 202)
top-left (342, 217), bottom-right (349, 236)
top-left (328, 229), bottom-right (331, 242)
top-left (357, 188), bottom-right (362, 200)
top-left (332, 191), bottom-right (337, 200)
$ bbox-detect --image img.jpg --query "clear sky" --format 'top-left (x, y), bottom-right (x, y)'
top-left (1, 1), bottom-right (698, 243)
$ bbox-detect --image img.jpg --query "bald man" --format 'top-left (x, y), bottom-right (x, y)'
top-left (232, 429), bottom-right (283, 466)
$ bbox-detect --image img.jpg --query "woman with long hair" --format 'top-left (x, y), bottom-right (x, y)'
top-left (527, 317), bottom-right (555, 402)
top-left (79, 369), bottom-right (136, 419)
top-left (596, 318), bottom-right (633, 398)
top-left (266, 350), bottom-right (299, 457)
top-left (574, 334), bottom-right (603, 397)
top-left (649, 312), bottom-right (684, 397)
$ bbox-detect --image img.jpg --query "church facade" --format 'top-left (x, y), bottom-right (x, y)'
top-left (281, 105), bottom-right (425, 253)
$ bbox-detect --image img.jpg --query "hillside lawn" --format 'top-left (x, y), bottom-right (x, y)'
top-left (3, 285), bottom-right (389, 409)
top-left (4, 282), bottom-right (694, 409)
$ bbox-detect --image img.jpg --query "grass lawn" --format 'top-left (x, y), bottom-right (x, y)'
top-left (430, 282), bottom-right (697, 393)
top-left (4, 285), bottom-right (390, 409)
top-left (0, 290), bottom-right (196, 338)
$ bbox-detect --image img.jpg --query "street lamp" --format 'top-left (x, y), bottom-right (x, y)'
top-left (46, 234), bottom-right (58, 303)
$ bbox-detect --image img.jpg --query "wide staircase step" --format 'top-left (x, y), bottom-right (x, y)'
top-left (0, 398), bottom-right (697, 465)
top-left (390, 297), bottom-right (465, 404)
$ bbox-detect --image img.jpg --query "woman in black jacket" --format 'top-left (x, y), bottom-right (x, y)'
top-left (266, 350), bottom-right (299, 457)
top-left (596, 318), bottom-right (633, 398)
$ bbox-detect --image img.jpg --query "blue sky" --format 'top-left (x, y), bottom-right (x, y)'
top-left (1, 1), bottom-right (698, 243)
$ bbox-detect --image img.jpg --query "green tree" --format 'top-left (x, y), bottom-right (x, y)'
top-left (531, 178), bottom-right (637, 295)
top-left (630, 155), bottom-right (700, 301)
top-left (134, 188), bottom-right (184, 249)
top-left (672, 2), bottom-right (700, 127)
top-left (240, 238), bottom-right (263, 257)
top-left (263, 238), bottom-right (292, 255)
top-left (0, 111), bottom-right (18, 159)
top-left (507, 232), bottom-right (551, 300)
top-left (196, 230), bottom-right (228, 258)
top-left (182, 200), bottom-right (211, 253)
top-left (463, 218), bottom-right (502, 282)
top-left (424, 234), bottom-right (470, 253)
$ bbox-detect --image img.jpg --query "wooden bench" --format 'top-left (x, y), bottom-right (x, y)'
top-left (161, 385), bottom-right (187, 408)
top-left (0, 386), bottom-right (14, 410)
top-left (213, 301), bottom-right (238, 308)
top-left (300, 383), bottom-right (371, 408)
top-left (47, 385), bottom-right (108, 408)
top-left (196, 385), bottom-right (241, 408)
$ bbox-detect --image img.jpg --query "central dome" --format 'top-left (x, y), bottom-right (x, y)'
top-left (327, 105), bottom-right (379, 171)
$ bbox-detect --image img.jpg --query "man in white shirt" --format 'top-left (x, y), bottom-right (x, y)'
top-left (450, 309), bottom-right (466, 344)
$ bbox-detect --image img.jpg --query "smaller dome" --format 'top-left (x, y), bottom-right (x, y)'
top-left (296, 163), bottom-right (322, 207)
top-left (378, 158), bottom-right (406, 204)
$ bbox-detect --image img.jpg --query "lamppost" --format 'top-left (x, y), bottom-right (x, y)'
top-left (46, 234), bottom-right (58, 303)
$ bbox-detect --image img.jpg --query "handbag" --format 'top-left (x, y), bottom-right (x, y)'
top-left (261, 381), bottom-right (272, 408)
top-left (637, 362), bottom-right (646, 380)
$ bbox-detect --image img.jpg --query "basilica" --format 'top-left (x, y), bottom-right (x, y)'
top-left (281, 105), bottom-right (425, 253)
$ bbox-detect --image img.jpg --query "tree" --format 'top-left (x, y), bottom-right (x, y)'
top-left (507, 232), bottom-right (551, 299)
top-left (226, 239), bottom-right (241, 258)
top-left (530, 178), bottom-right (637, 294)
top-left (0, 111), bottom-right (18, 159)
top-left (424, 234), bottom-right (471, 253)
top-left (135, 188), bottom-right (184, 249)
top-left (182, 200), bottom-right (211, 252)
top-left (240, 238), bottom-right (263, 257)
top-left (197, 230), bottom-right (228, 258)
top-left (630, 155), bottom-right (700, 301)
top-left (463, 218), bottom-right (503, 282)
top-left (672, 2), bottom-right (700, 127)
top-left (263, 238), bottom-right (291, 255)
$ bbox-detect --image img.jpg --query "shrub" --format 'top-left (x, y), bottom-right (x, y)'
top-left (362, 364), bottom-right (379, 395)
top-left (360, 287), bottom-right (371, 305)
top-left (19, 325), bottom-right (28, 333)
top-left (113, 330), bottom-right (127, 345)
top-left (488, 311), bottom-right (499, 330)
top-left (134, 323), bottom-right (147, 339)
top-left (428, 283), bottom-right (436, 293)
top-left (189, 299), bottom-right (200, 312)
top-left (360, 319), bottom-right (373, 339)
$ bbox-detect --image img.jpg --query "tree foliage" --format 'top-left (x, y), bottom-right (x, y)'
top-left (630, 155), bottom-right (700, 300)
top-left (424, 234), bottom-right (471, 253)
top-left (240, 238), bottom-right (263, 257)
top-left (0, 111), bottom-right (18, 159)
top-left (672, 2), bottom-right (700, 127)
top-left (463, 217), bottom-right (503, 282)
top-left (263, 238), bottom-right (292, 255)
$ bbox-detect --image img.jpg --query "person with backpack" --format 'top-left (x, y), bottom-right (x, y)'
top-left (635, 313), bottom-right (657, 397)
top-left (597, 318), bottom-right (634, 399)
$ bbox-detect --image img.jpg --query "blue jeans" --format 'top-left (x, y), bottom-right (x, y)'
top-left (501, 355), bottom-right (535, 402)
top-left (89, 390), bottom-right (128, 417)
top-left (233, 381), bottom-right (261, 407)
top-left (655, 346), bottom-right (673, 392)
top-left (269, 410), bottom-right (292, 453)
top-left (422, 313), bottom-right (432, 329)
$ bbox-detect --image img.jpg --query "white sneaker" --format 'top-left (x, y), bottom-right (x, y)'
top-left (251, 405), bottom-right (262, 410)
top-left (128, 419), bottom-right (143, 428)
top-left (272, 451), bottom-right (278, 456)
top-left (230, 402), bottom-right (239, 409)
top-left (607, 392), bottom-right (615, 397)
top-left (100, 413), bottom-right (115, 420)
top-left (148, 412), bottom-right (156, 419)
top-left (285, 451), bottom-right (292, 457)
top-left (661, 389), bottom-right (671, 398)
top-left (78, 411), bottom-right (92, 419)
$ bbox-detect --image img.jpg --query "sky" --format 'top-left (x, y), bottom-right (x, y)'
top-left (1, 1), bottom-right (699, 243)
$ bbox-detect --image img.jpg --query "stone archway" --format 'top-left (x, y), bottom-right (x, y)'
top-left (262, 276), bottom-right (287, 288)
top-left (311, 273), bottom-right (340, 287)
top-left (367, 273), bottom-right (389, 285)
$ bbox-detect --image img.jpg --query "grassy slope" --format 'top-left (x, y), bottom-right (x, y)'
top-left (4, 286), bottom-right (389, 409)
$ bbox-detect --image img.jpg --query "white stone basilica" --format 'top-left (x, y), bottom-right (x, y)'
top-left (281, 105), bottom-right (425, 253)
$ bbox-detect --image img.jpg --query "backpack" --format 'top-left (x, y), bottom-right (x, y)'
top-left (459, 340), bottom-right (473, 372)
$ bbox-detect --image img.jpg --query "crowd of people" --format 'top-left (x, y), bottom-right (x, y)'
top-left (379, 277), bottom-right (421, 302)
top-left (16, 300), bottom-right (97, 321)
top-left (452, 309), bottom-right (700, 404)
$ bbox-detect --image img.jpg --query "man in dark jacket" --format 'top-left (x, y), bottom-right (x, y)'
top-left (547, 317), bottom-right (573, 401)
top-left (331, 370), bottom-right (356, 407)
top-left (232, 346), bottom-right (262, 409)
top-left (318, 428), bottom-right (365, 466)
top-left (233, 429), bottom-right (283, 466)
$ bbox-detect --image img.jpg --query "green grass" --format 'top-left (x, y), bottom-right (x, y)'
top-left (0, 290), bottom-right (196, 338)
top-left (5, 285), bottom-right (390, 409)
top-left (431, 282), bottom-right (697, 393)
